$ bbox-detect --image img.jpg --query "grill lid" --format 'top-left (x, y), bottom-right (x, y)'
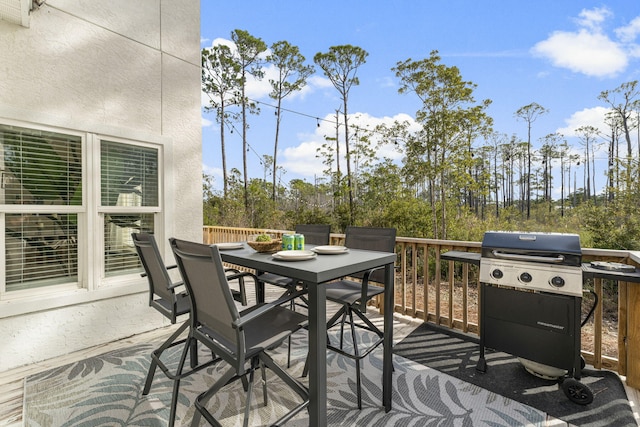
top-left (481, 231), bottom-right (582, 266)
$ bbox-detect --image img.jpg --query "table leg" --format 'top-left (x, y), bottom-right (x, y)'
top-left (255, 270), bottom-right (266, 303)
top-left (307, 282), bottom-right (327, 427)
top-left (383, 263), bottom-right (394, 412)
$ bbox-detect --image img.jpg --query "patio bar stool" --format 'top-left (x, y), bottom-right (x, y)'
top-left (304, 226), bottom-right (397, 409)
top-left (132, 233), bottom-right (253, 427)
top-left (170, 237), bottom-right (309, 427)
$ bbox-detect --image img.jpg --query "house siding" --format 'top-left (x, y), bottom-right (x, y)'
top-left (0, 0), bottom-right (202, 372)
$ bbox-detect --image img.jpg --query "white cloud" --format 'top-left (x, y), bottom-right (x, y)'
top-left (615, 16), bottom-right (640, 43)
top-left (279, 112), bottom-right (416, 179)
top-left (209, 37), bottom-right (234, 50)
top-left (377, 76), bottom-right (396, 88)
top-left (204, 38), bottom-right (326, 105)
top-left (532, 29), bottom-right (627, 77)
top-left (574, 7), bottom-right (612, 32)
top-left (245, 68), bottom-right (273, 100)
top-left (202, 116), bottom-right (213, 127)
top-left (281, 141), bottom-right (326, 176)
top-left (308, 75), bottom-right (333, 89)
top-left (556, 106), bottom-right (610, 137)
top-left (531, 7), bottom-right (636, 78)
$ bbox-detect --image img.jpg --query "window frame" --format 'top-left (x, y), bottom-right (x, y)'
top-left (0, 119), bottom-right (171, 317)
top-left (0, 123), bottom-right (87, 300)
top-left (96, 134), bottom-right (163, 288)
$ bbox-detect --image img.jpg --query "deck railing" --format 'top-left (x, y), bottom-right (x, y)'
top-left (203, 225), bottom-right (639, 385)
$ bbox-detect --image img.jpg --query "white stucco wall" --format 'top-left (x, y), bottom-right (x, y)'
top-left (0, 0), bottom-right (202, 372)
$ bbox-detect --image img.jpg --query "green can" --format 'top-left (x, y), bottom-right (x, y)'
top-left (294, 233), bottom-right (305, 250)
top-left (282, 234), bottom-right (294, 250)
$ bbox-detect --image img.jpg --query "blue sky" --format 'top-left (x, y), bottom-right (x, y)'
top-left (200, 1), bottom-right (640, 195)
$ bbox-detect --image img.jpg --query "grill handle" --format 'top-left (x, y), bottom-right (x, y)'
top-left (491, 250), bottom-right (565, 263)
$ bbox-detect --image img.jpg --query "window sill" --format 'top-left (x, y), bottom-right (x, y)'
top-left (0, 281), bottom-right (148, 319)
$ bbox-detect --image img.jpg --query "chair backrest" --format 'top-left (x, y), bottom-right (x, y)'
top-left (295, 224), bottom-right (331, 246)
top-left (344, 226), bottom-right (397, 284)
top-left (169, 238), bottom-right (241, 357)
top-left (132, 233), bottom-right (178, 316)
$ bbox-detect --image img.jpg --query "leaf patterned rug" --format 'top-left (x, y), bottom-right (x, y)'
top-left (394, 322), bottom-right (637, 427)
top-left (24, 328), bottom-right (555, 426)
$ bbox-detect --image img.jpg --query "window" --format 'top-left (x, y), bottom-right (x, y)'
top-left (1, 123), bottom-right (162, 297)
top-left (100, 140), bottom-right (159, 278)
top-left (1, 125), bottom-right (82, 293)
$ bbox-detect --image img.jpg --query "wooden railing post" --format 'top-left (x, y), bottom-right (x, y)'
top-left (628, 282), bottom-right (640, 388)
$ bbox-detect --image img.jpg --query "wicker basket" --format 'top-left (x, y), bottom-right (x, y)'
top-left (247, 239), bottom-right (282, 253)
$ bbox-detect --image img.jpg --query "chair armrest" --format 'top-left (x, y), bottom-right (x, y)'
top-left (225, 271), bottom-right (256, 283)
top-left (225, 271), bottom-right (257, 306)
top-left (357, 263), bottom-right (397, 311)
top-left (233, 289), bottom-right (307, 329)
top-left (140, 264), bottom-right (178, 278)
top-left (359, 263), bottom-right (397, 286)
top-left (167, 280), bottom-right (184, 290)
top-left (349, 262), bottom-right (398, 286)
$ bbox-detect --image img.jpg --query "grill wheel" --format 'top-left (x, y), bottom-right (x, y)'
top-left (561, 378), bottom-right (594, 405)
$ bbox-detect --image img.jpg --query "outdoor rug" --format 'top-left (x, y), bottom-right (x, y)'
top-left (393, 322), bottom-right (636, 427)
top-left (23, 327), bottom-right (558, 426)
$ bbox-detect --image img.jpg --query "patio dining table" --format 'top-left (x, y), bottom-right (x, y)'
top-left (218, 243), bottom-right (397, 426)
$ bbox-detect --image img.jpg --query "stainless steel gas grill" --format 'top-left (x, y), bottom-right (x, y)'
top-left (475, 231), bottom-right (593, 404)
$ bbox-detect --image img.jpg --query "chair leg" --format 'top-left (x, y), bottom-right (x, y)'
top-left (287, 298), bottom-right (296, 368)
top-left (339, 310), bottom-right (348, 349)
top-left (301, 353), bottom-right (309, 378)
top-left (189, 339), bottom-right (198, 368)
top-left (259, 352), bottom-right (309, 425)
top-left (243, 363), bottom-right (256, 427)
top-left (261, 360), bottom-right (268, 406)
top-left (168, 336), bottom-right (193, 427)
top-left (238, 275), bottom-right (248, 306)
top-left (143, 320), bottom-right (189, 395)
top-left (192, 367), bottom-right (236, 427)
top-left (347, 308), bottom-right (363, 410)
top-left (353, 308), bottom-right (384, 338)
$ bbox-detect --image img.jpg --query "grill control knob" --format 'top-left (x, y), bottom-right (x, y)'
top-left (550, 276), bottom-right (565, 287)
top-left (491, 269), bottom-right (503, 279)
top-left (519, 272), bottom-right (532, 283)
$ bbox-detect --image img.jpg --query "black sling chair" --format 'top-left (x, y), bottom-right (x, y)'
top-left (170, 238), bottom-right (309, 427)
top-left (132, 233), bottom-right (253, 427)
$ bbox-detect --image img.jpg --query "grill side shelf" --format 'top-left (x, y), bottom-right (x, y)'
top-left (582, 263), bottom-right (640, 283)
top-left (440, 250), bottom-right (480, 266)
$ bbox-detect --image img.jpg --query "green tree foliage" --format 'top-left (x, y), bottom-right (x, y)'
top-left (202, 44), bottom-right (242, 198)
top-left (314, 45), bottom-right (369, 224)
top-left (515, 102), bottom-right (548, 219)
top-left (231, 29), bottom-right (267, 210)
top-left (392, 50), bottom-right (492, 239)
top-left (266, 41), bottom-right (314, 201)
top-left (581, 203), bottom-right (640, 250)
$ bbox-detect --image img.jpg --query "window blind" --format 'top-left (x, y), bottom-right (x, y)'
top-left (5, 213), bottom-right (79, 291)
top-left (0, 126), bottom-right (82, 205)
top-left (100, 140), bottom-right (158, 208)
top-left (101, 140), bottom-right (159, 277)
top-left (1, 124), bottom-right (82, 292)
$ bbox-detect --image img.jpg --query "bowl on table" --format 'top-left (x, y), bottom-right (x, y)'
top-left (246, 235), bottom-right (282, 253)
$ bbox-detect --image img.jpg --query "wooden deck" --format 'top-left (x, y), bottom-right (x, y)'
top-left (2, 282), bottom-right (639, 426)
